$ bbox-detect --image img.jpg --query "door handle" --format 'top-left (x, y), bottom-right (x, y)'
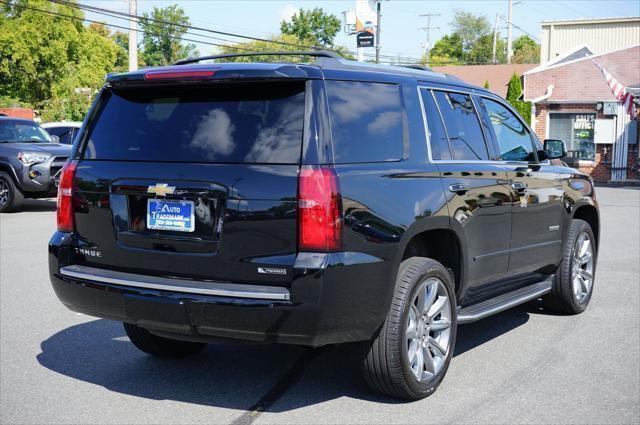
top-left (511, 182), bottom-right (527, 192)
top-left (449, 183), bottom-right (470, 194)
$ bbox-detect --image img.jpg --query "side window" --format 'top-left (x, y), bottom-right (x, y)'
top-left (47, 127), bottom-right (73, 144)
top-left (326, 81), bottom-right (404, 163)
top-left (420, 89), bottom-right (451, 160)
top-left (433, 91), bottom-right (489, 161)
top-left (480, 98), bottom-right (536, 161)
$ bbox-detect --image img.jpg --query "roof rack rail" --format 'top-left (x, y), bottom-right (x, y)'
top-left (401, 64), bottom-right (433, 72)
top-left (174, 51), bottom-right (342, 65)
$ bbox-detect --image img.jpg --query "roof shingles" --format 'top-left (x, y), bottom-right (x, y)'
top-left (432, 64), bottom-right (536, 97)
top-left (524, 46), bottom-right (640, 102)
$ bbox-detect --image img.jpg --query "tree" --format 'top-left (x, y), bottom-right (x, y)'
top-left (218, 34), bottom-right (354, 62)
top-left (52, 23), bottom-right (120, 98)
top-left (280, 7), bottom-right (341, 47)
top-left (429, 33), bottom-right (464, 64)
top-left (483, 80), bottom-right (490, 89)
top-left (512, 35), bottom-right (540, 64)
top-left (468, 34), bottom-right (505, 64)
top-left (506, 73), bottom-right (531, 124)
top-left (40, 90), bottom-right (95, 122)
top-left (428, 12), bottom-right (503, 65)
top-left (139, 5), bottom-right (198, 66)
top-left (219, 34), bottom-right (313, 62)
top-left (0, 0), bottom-right (84, 104)
top-left (450, 10), bottom-right (491, 56)
top-left (0, 0), bottom-right (125, 120)
top-left (110, 31), bottom-right (130, 71)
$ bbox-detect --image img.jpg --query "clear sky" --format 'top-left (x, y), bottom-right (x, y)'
top-left (83, 0), bottom-right (640, 62)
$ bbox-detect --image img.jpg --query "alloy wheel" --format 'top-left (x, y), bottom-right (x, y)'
top-left (572, 231), bottom-right (594, 303)
top-left (406, 277), bottom-right (452, 381)
top-left (0, 178), bottom-right (10, 208)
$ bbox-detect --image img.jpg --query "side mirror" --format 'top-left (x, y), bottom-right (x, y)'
top-left (50, 134), bottom-right (60, 143)
top-left (543, 139), bottom-right (567, 159)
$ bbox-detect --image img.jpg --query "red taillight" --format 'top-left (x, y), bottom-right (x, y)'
top-left (144, 69), bottom-right (216, 80)
top-left (298, 166), bottom-right (342, 252)
top-left (57, 160), bottom-right (78, 232)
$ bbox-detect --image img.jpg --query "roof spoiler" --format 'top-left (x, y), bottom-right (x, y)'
top-left (174, 51), bottom-right (342, 65)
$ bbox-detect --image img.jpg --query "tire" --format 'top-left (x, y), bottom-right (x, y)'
top-left (362, 257), bottom-right (457, 400)
top-left (123, 323), bottom-right (207, 358)
top-left (544, 219), bottom-right (597, 314)
top-left (0, 172), bottom-right (23, 213)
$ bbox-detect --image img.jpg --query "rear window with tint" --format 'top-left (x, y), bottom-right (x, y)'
top-left (326, 81), bottom-right (404, 163)
top-left (82, 83), bottom-right (305, 164)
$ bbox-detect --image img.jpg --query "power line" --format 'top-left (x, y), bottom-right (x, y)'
top-left (49, 0), bottom-right (325, 51)
top-left (0, 0), bottom-right (254, 52)
top-left (4, 0), bottom-right (433, 64)
top-left (66, 1), bottom-right (249, 46)
top-left (47, 0), bottom-right (422, 63)
top-left (508, 19), bottom-right (540, 42)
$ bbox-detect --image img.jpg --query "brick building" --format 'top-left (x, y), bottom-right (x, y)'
top-left (524, 45), bottom-right (640, 182)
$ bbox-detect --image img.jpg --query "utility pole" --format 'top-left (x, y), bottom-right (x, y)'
top-left (128, 0), bottom-right (138, 71)
top-left (375, 0), bottom-right (381, 64)
top-left (506, 0), bottom-right (513, 64)
top-left (492, 14), bottom-right (499, 64)
top-left (419, 12), bottom-right (440, 65)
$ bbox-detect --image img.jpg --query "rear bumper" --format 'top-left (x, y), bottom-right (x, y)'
top-left (49, 232), bottom-right (395, 346)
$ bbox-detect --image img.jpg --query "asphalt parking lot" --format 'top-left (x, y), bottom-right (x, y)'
top-left (1, 186), bottom-right (638, 424)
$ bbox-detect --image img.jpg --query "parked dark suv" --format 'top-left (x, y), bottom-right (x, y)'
top-left (49, 52), bottom-right (599, 400)
top-left (0, 117), bottom-right (72, 212)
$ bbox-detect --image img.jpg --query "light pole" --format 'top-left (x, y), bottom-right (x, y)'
top-left (506, 0), bottom-right (513, 63)
top-left (506, 0), bottom-right (521, 64)
top-left (375, 1), bottom-right (381, 64)
top-left (128, 0), bottom-right (138, 71)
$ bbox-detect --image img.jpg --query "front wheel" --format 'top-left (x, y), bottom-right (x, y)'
top-left (123, 323), bottom-right (207, 358)
top-left (544, 219), bottom-right (597, 314)
top-left (0, 172), bottom-right (23, 213)
top-left (362, 257), bottom-right (457, 400)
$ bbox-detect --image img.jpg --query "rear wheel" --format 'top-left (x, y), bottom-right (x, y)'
top-left (544, 219), bottom-right (597, 314)
top-left (362, 257), bottom-right (457, 400)
top-left (0, 172), bottom-right (23, 213)
top-left (123, 323), bottom-right (207, 358)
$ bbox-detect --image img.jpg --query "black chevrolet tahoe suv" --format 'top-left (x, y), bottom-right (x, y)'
top-left (0, 117), bottom-right (71, 212)
top-left (49, 52), bottom-right (599, 400)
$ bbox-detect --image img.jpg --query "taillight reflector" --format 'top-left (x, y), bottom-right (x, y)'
top-left (57, 160), bottom-right (78, 232)
top-left (144, 69), bottom-right (216, 80)
top-left (298, 166), bottom-right (342, 252)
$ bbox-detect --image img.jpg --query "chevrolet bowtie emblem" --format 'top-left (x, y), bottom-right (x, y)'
top-left (147, 183), bottom-right (176, 197)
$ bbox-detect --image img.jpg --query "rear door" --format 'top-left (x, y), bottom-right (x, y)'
top-left (476, 96), bottom-right (564, 277)
top-left (422, 88), bottom-right (513, 299)
top-left (72, 81), bottom-right (307, 286)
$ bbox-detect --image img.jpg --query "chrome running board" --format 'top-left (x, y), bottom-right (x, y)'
top-left (458, 279), bottom-right (552, 324)
top-left (59, 265), bottom-right (290, 301)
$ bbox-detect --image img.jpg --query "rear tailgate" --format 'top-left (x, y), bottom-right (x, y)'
top-left (71, 81), bottom-right (306, 286)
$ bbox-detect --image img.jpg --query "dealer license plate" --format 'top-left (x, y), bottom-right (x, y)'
top-left (147, 199), bottom-right (195, 232)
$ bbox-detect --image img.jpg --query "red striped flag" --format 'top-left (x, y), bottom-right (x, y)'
top-left (592, 59), bottom-right (635, 117)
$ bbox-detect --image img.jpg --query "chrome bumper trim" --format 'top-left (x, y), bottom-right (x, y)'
top-left (59, 265), bottom-right (290, 301)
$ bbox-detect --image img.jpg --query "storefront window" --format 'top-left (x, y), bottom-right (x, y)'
top-left (549, 113), bottom-right (596, 160)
